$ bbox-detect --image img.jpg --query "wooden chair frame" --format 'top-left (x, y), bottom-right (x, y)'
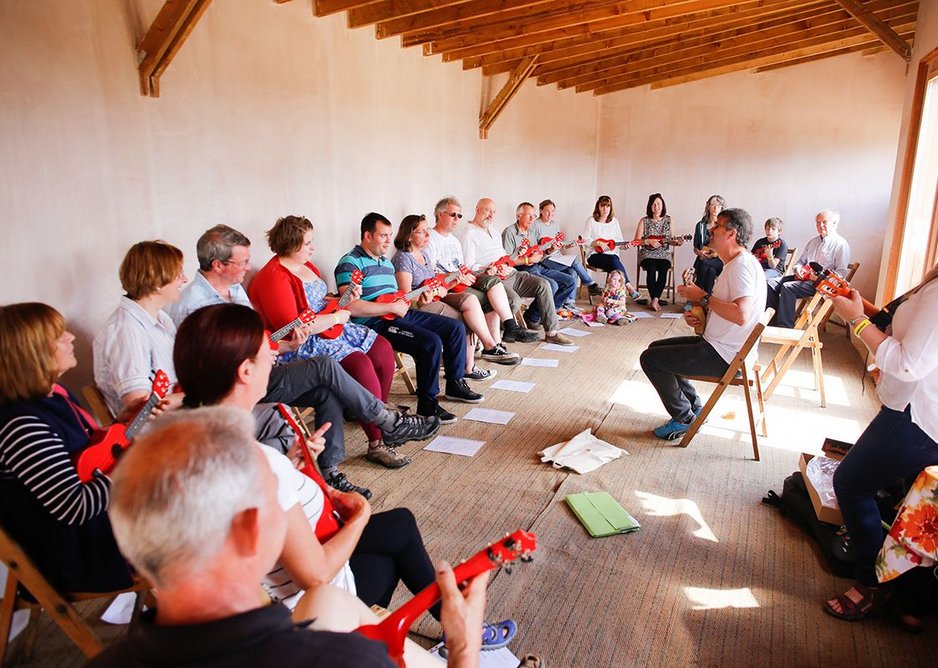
top-left (0, 525), bottom-right (149, 663)
top-left (394, 352), bottom-right (417, 395)
top-left (81, 385), bottom-right (115, 427)
top-left (677, 308), bottom-right (775, 461)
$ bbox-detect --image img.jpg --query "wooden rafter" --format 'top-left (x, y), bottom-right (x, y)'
top-left (137, 0), bottom-right (213, 97)
top-left (834, 0), bottom-right (911, 61)
top-left (314, 0), bottom-right (380, 17)
top-left (591, 17), bottom-right (917, 95)
top-left (544, 0), bottom-right (913, 89)
top-left (479, 56), bottom-right (538, 139)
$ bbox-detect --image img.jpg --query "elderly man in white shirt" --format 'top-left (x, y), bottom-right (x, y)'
top-left (766, 209), bottom-right (850, 327)
top-left (462, 198), bottom-right (573, 346)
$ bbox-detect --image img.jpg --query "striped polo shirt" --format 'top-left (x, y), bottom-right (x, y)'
top-left (335, 244), bottom-right (398, 324)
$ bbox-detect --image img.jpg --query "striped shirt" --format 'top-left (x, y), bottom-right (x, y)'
top-left (334, 245), bottom-right (398, 324)
top-left (0, 412), bottom-right (110, 526)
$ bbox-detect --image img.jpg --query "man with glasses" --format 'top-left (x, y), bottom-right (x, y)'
top-left (169, 224), bottom-right (440, 499)
top-left (640, 208), bottom-right (767, 441)
top-left (502, 202), bottom-right (577, 321)
top-left (427, 196), bottom-right (537, 345)
top-left (766, 209), bottom-right (850, 327)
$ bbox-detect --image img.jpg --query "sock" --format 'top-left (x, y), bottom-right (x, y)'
top-left (372, 408), bottom-right (397, 431)
top-left (503, 318), bottom-right (520, 331)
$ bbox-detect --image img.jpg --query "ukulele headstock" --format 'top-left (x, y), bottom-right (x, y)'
top-left (151, 370), bottom-right (172, 398)
top-left (483, 530), bottom-right (537, 570)
top-left (349, 269), bottom-right (364, 287)
top-left (298, 309), bottom-right (316, 325)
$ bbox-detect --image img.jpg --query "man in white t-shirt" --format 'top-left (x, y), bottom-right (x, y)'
top-left (640, 208), bottom-right (768, 440)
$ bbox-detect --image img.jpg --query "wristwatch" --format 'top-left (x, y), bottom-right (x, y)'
top-left (700, 296), bottom-right (710, 308)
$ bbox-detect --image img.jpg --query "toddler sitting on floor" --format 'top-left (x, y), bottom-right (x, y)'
top-left (594, 270), bottom-right (636, 325)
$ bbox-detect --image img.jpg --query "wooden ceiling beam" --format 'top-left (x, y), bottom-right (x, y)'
top-left (589, 17), bottom-right (916, 95)
top-left (539, 0), bottom-right (907, 85)
top-left (348, 0), bottom-right (468, 29)
top-left (834, 0), bottom-right (911, 61)
top-left (137, 0), bottom-right (213, 97)
top-left (469, 0), bottom-right (815, 73)
top-left (314, 0), bottom-right (382, 17)
top-left (754, 31), bottom-right (914, 72)
top-left (375, 0), bottom-right (553, 37)
top-left (408, 0), bottom-right (739, 50)
top-left (479, 56), bottom-right (538, 138)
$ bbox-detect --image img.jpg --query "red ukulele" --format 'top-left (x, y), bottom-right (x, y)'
top-left (423, 265), bottom-right (472, 299)
top-left (812, 269), bottom-right (879, 318)
top-left (517, 232), bottom-right (564, 262)
top-left (75, 370), bottom-right (172, 482)
top-left (355, 530), bottom-right (537, 668)
top-left (318, 269), bottom-right (364, 340)
top-left (752, 239), bottom-right (782, 262)
top-left (375, 279), bottom-right (442, 319)
top-left (448, 256), bottom-right (515, 293)
top-left (269, 309), bottom-right (316, 343)
top-left (592, 234), bottom-right (691, 254)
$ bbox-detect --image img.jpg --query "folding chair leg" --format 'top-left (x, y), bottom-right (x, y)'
top-left (740, 366), bottom-right (760, 461)
top-left (754, 368), bottom-right (768, 438)
top-left (394, 352), bottom-right (417, 395)
top-left (812, 346), bottom-right (826, 408)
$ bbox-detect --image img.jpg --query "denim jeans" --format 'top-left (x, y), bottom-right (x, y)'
top-left (833, 405), bottom-right (938, 585)
top-left (543, 256), bottom-right (594, 287)
top-left (517, 263), bottom-right (577, 308)
top-left (586, 252), bottom-right (632, 284)
top-left (766, 276), bottom-right (816, 327)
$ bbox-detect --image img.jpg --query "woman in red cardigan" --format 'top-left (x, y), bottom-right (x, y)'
top-left (249, 215), bottom-right (403, 469)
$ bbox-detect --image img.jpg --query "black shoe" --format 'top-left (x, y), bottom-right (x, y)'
top-left (381, 412), bottom-right (441, 447)
top-left (588, 283), bottom-right (603, 296)
top-left (481, 343), bottom-right (521, 365)
top-left (443, 378), bottom-right (484, 403)
top-left (325, 471), bottom-right (372, 499)
top-left (502, 327), bottom-right (539, 344)
top-left (419, 401), bottom-right (457, 425)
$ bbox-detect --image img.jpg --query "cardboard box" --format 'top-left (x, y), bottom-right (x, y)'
top-left (799, 438), bottom-right (851, 526)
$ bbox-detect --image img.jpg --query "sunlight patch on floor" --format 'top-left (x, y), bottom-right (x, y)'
top-left (683, 586), bottom-right (760, 610)
top-left (763, 369), bottom-right (851, 407)
top-left (608, 379), bottom-right (668, 417)
top-left (635, 490), bottom-right (718, 542)
top-left (761, 407), bottom-right (864, 454)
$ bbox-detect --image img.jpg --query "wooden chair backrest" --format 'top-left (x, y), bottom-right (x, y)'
top-left (783, 247), bottom-right (797, 274)
top-left (81, 385), bottom-right (115, 427)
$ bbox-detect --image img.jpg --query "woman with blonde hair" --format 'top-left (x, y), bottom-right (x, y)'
top-left (0, 302), bottom-right (132, 593)
top-left (93, 240), bottom-right (186, 417)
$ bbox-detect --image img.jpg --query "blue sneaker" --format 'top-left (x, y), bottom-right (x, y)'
top-left (653, 418), bottom-right (691, 441)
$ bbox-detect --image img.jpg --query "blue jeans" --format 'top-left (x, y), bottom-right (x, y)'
top-left (370, 311), bottom-right (466, 411)
top-left (833, 405), bottom-right (938, 585)
top-left (543, 256), bottom-right (595, 287)
top-left (517, 264), bottom-right (576, 309)
top-left (586, 253), bottom-right (632, 284)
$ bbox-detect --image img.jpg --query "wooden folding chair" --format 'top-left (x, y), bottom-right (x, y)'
top-left (636, 246), bottom-right (676, 302)
top-left (759, 292), bottom-right (834, 408)
top-left (394, 352), bottom-right (417, 395)
top-left (0, 524), bottom-right (150, 663)
top-left (782, 247), bottom-right (797, 275)
top-left (817, 262), bottom-right (859, 334)
top-left (678, 308), bottom-right (774, 461)
top-left (81, 385), bottom-right (115, 427)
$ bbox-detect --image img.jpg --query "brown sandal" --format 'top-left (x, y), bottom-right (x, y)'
top-left (824, 583), bottom-right (888, 621)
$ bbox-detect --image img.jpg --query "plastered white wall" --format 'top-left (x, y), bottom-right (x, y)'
top-left (595, 53), bottom-right (907, 298)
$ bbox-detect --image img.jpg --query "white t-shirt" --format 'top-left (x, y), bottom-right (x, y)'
top-left (704, 251), bottom-right (767, 365)
top-left (259, 445), bottom-right (356, 609)
top-left (462, 222), bottom-right (510, 270)
top-left (427, 228), bottom-right (465, 272)
top-left (875, 277), bottom-right (938, 442)
top-left (582, 217), bottom-right (624, 255)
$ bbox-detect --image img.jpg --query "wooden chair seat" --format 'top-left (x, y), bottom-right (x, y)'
top-left (394, 352), bottom-right (416, 395)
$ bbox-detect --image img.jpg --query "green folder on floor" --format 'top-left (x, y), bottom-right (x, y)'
top-left (565, 491), bottom-right (641, 538)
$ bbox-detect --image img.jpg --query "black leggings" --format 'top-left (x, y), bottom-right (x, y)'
top-left (349, 507), bottom-right (441, 620)
top-left (641, 258), bottom-right (671, 300)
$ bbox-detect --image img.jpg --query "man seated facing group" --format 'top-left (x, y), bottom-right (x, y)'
top-left (462, 198), bottom-right (573, 347)
top-left (640, 208), bottom-right (767, 441)
top-left (501, 202), bottom-right (577, 320)
top-left (427, 197), bottom-right (538, 345)
top-left (533, 199), bottom-right (601, 302)
top-left (336, 213), bottom-right (482, 425)
top-left (766, 208), bottom-right (850, 328)
top-left (87, 407), bottom-right (489, 667)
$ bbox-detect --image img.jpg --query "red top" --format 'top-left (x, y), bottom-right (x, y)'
top-left (248, 256), bottom-right (324, 330)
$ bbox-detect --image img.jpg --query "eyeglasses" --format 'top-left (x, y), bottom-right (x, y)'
top-left (222, 259), bottom-right (251, 268)
top-left (447, 212), bottom-right (463, 219)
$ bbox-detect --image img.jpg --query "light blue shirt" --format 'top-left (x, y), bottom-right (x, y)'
top-left (169, 271), bottom-right (252, 327)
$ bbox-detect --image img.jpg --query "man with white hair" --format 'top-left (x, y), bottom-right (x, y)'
top-left (88, 407), bottom-right (487, 667)
top-left (766, 209), bottom-right (850, 327)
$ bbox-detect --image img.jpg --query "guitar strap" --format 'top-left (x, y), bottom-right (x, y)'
top-left (52, 383), bottom-right (98, 434)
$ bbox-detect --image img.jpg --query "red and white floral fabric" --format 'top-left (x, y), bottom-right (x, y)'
top-left (876, 465), bottom-right (938, 583)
